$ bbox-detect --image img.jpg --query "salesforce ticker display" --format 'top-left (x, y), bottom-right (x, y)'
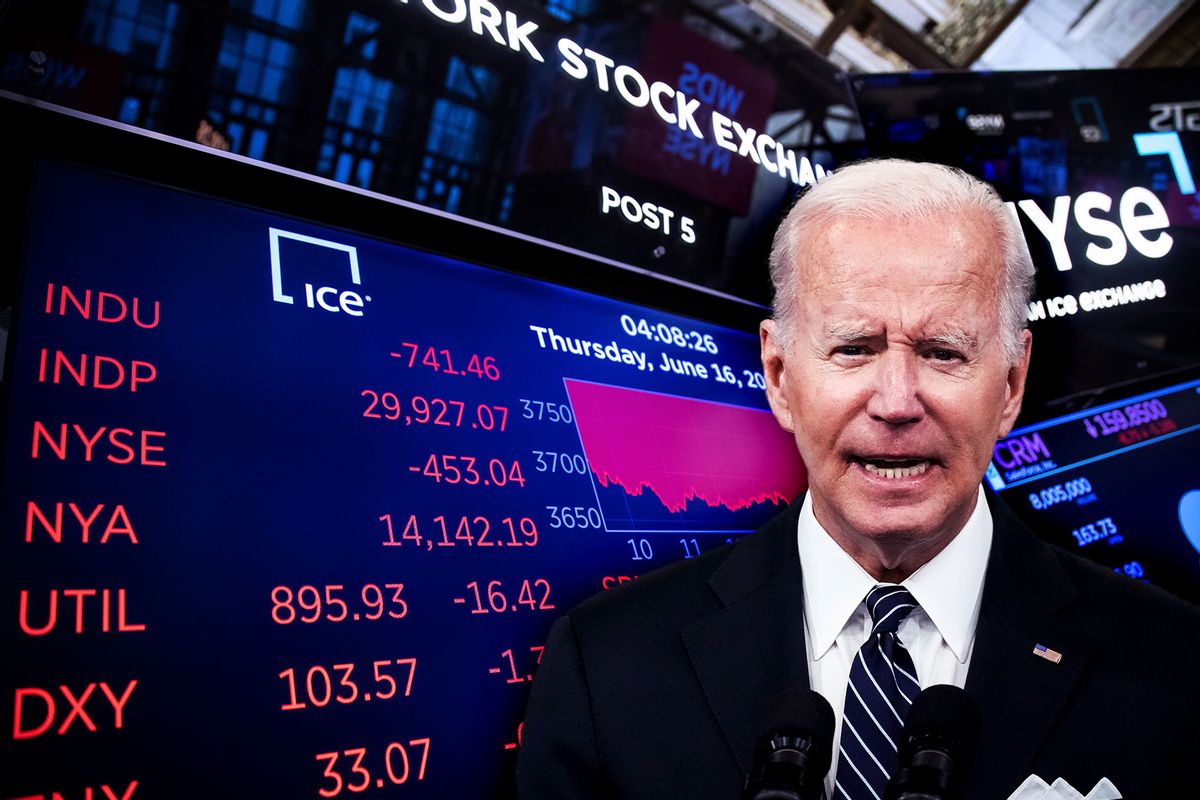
top-left (0, 160), bottom-right (804, 797)
top-left (989, 378), bottom-right (1200, 604)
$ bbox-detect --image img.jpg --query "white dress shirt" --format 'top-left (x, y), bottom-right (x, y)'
top-left (796, 487), bottom-right (993, 800)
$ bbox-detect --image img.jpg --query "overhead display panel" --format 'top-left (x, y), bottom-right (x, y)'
top-left (851, 68), bottom-right (1200, 420)
top-left (852, 69), bottom-right (1200, 605)
top-left (0, 0), bottom-right (867, 303)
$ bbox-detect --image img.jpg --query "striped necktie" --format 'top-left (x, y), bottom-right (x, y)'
top-left (832, 585), bottom-right (921, 800)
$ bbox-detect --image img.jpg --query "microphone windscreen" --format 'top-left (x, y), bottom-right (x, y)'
top-left (755, 687), bottom-right (836, 773)
top-left (902, 684), bottom-right (981, 755)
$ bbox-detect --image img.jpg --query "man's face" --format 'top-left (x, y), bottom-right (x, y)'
top-left (761, 210), bottom-right (1031, 567)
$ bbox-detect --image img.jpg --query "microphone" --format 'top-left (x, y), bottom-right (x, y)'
top-left (885, 684), bottom-right (981, 800)
top-left (741, 688), bottom-right (835, 800)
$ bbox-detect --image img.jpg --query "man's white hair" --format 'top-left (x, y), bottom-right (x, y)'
top-left (768, 159), bottom-right (1036, 363)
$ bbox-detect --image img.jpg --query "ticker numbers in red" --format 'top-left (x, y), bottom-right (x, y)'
top-left (409, 453), bottom-right (525, 488)
top-left (503, 721), bottom-right (525, 751)
top-left (380, 513), bottom-right (538, 548)
top-left (270, 583), bottom-right (407, 625)
top-left (489, 645), bottom-right (545, 684)
top-left (361, 391), bottom-right (508, 431)
top-left (280, 658), bottom-right (416, 711)
top-left (456, 579), bottom-right (554, 615)
top-left (315, 738), bottom-right (430, 797)
top-left (390, 342), bottom-right (500, 380)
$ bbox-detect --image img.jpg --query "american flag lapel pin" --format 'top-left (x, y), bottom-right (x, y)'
top-left (1032, 643), bottom-right (1063, 664)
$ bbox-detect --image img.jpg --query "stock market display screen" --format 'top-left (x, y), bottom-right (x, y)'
top-left (0, 159), bottom-right (805, 798)
top-left (989, 378), bottom-right (1200, 604)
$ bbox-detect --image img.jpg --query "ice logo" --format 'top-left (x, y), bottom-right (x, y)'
top-left (269, 228), bottom-right (371, 316)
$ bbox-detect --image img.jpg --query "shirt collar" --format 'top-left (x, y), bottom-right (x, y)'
top-left (903, 487), bottom-right (992, 662)
top-left (797, 486), bottom-right (993, 663)
top-left (796, 493), bottom-right (877, 661)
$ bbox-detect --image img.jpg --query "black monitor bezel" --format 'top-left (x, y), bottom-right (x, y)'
top-left (0, 92), bottom-right (770, 349)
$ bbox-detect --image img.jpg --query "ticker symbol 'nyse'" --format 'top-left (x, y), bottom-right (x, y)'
top-left (31, 422), bottom-right (167, 467)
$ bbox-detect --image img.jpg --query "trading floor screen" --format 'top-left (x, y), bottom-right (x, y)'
top-left (1, 159), bottom-right (804, 797)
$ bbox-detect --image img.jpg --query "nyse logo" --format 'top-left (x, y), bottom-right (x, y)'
top-left (269, 228), bottom-right (371, 316)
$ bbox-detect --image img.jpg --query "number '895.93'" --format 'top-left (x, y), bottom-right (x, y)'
top-left (271, 583), bottom-right (407, 624)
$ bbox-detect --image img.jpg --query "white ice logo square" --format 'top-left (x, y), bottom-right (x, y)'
top-left (269, 227), bottom-right (368, 316)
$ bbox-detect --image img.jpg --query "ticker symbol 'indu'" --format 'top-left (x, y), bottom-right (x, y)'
top-left (269, 227), bottom-right (372, 316)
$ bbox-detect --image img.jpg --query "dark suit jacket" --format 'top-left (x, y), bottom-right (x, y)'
top-left (516, 492), bottom-right (1200, 799)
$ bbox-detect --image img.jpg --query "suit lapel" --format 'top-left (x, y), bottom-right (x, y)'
top-left (680, 490), bottom-right (1097, 788)
top-left (682, 501), bottom-right (810, 774)
top-left (964, 493), bottom-right (1096, 796)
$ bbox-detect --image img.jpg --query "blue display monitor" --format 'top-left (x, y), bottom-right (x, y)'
top-left (0, 98), bottom-right (804, 796)
top-left (851, 68), bottom-right (1200, 420)
top-left (990, 378), bottom-right (1200, 605)
top-left (852, 67), bottom-right (1200, 608)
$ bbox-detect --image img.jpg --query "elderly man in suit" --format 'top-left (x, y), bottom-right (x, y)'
top-left (516, 160), bottom-right (1200, 800)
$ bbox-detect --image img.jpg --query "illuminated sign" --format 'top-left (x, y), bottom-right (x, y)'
top-left (404, 0), bottom-right (827, 189)
top-left (3, 158), bottom-right (807, 796)
top-left (993, 432), bottom-right (1052, 471)
top-left (618, 16), bottom-right (782, 213)
top-left (1013, 186), bottom-right (1172, 272)
top-left (987, 378), bottom-right (1200, 603)
top-left (1134, 131), bottom-right (1196, 195)
top-left (1149, 101), bottom-right (1200, 133)
top-left (600, 186), bottom-right (696, 244)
